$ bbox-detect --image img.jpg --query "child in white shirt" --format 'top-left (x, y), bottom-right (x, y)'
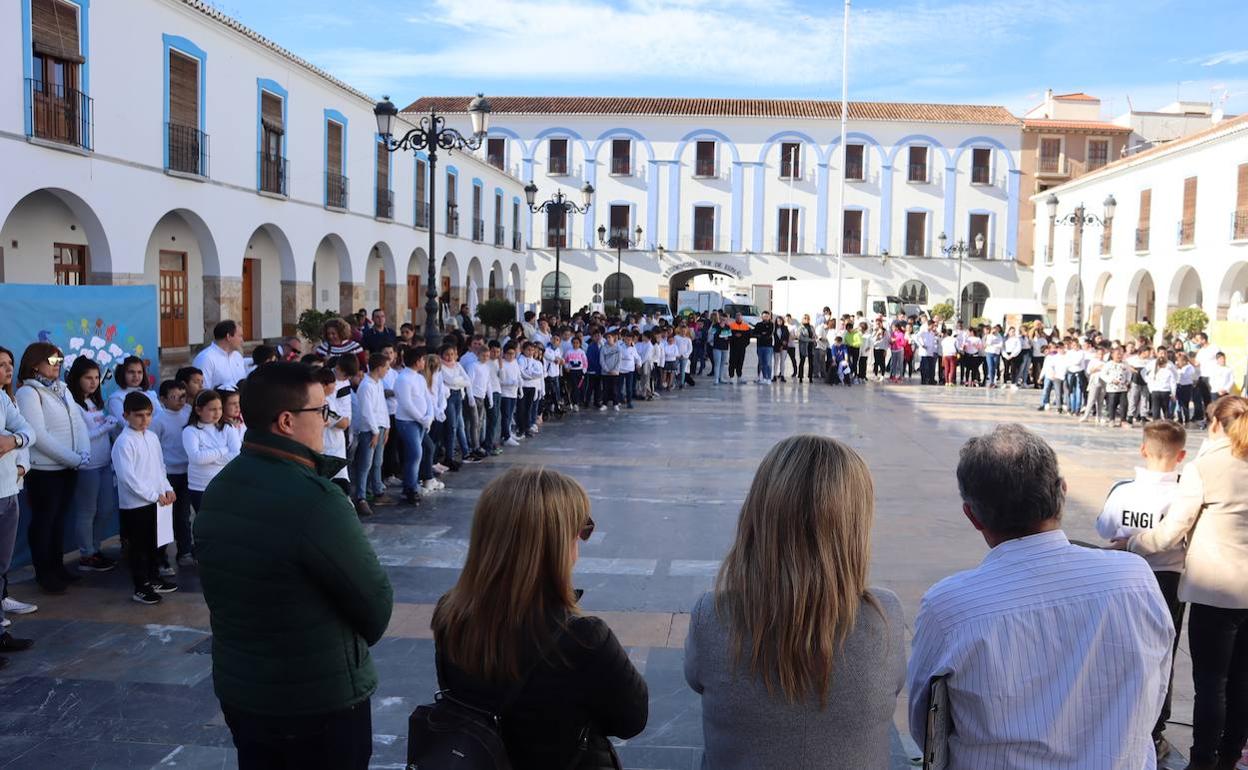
top-left (111, 392), bottom-right (176, 604)
top-left (106, 356), bottom-right (160, 423)
top-left (618, 331), bottom-right (640, 409)
top-left (182, 390), bottom-right (242, 514)
top-left (151, 380), bottom-right (192, 569)
top-left (67, 357), bottom-right (120, 573)
top-left (499, 344), bottom-right (522, 445)
top-left (323, 355), bottom-right (356, 495)
top-left (351, 353), bottom-right (391, 511)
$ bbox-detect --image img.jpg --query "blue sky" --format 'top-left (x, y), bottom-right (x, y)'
top-left (219, 0), bottom-right (1248, 117)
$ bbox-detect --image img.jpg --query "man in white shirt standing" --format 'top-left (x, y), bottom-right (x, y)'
top-left (1192, 332), bottom-right (1222, 426)
top-left (192, 320), bottom-right (248, 392)
top-left (908, 424), bottom-right (1174, 770)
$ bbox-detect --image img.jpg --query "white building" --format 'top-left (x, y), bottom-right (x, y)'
top-left (408, 96), bottom-right (1032, 321)
top-left (1033, 113), bottom-right (1248, 338)
top-left (1, 0), bottom-right (528, 353)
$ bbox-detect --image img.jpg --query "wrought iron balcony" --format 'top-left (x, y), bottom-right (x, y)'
top-left (908, 163), bottom-right (928, 182)
top-left (167, 123), bottom-right (209, 176)
top-left (1179, 220), bottom-right (1195, 246)
top-left (1235, 211), bottom-right (1248, 241)
top-left (375, 188), bottom-right (394, 219)
top-left (846, 159), bottom-right (864, 181)
top-left (26, 78), bottom-right (93, 150)
top-left (259, 152), bottom-right (287, 195)
top-left (695, 158), bottom-right (716, 177)
top-left (971, 165), bottom-right (990, 184)
top-left (512, 230), bottom-right (523, 251)
top-left (494, 224), bottom-right (505, 247)
top-left (472, 217), bottom-right (485, 242)
top-left (1135, 227), bottom-right (1150, 252)
top-left (325, 172), bottom-right (348, 209)
top-left (415, 202), bottom-right (430, 229)
top-left (611, 156), bottom-right (631, 175)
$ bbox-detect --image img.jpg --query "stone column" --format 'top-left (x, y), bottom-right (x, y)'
top-left (340, 283), bottom-right (365, 317)
top-left (383, 284), bottom-right (398, 323)
top-left (281, 280), bottom-right (312, 337)
top-left (203, 275), bottom-right (242, 340)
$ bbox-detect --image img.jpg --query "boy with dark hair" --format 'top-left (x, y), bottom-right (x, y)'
top-left (151, 380), bottom-right (192, 570)
top-left (111, 392), bottom-right (176, 604)
top-left (349, 353), bottom-right (390, 516)
top-left (1097, 420), bottom-right (1188, 757)
top-left (250, 345), bottom-right (278, 371)
top-left (174, 366), bottom-right (204, 404)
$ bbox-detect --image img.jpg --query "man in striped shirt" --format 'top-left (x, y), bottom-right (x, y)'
top-left (907, 424), bottom-right (1175, 770)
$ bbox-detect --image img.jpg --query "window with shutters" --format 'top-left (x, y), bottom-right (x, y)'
top-left (1180, 177), bottom-right (1197, 246)
top-left (415, 158), bottom-right (428, 228)
top-left (512, 201), bottom-right (522, 250)
top-left (28, 0), bottom-right (90, 149)
top-left (1038, 137), bottom-right (1062, 174)
top-left (325, 120), bottom-right (346, 209)
top-left (611, 139), bottom-right (631, 175)
top-left (778, 208), bottom-right (799, 254)
top-left (259, 90), bottom-right (285, 194)
top-left (845, 144), bottom-right (865, 181)
top-left (1136, 188), bottom-right (1151, 251)
top-left (546, 207), bottom-right (567, 248)
top-left (971, 148), bottom-right (991, 184)
top-left (1087, 139), bottom-right (1109, 171)
top-left (375, 141), bottom-right (393, 219)
top-left (53, 243), bottom-right (86, 285)
top-left (693, 207), bottom-right (716, 251)
top-left (843, 210), bottom-right (863, 254)
top-left (1236, 164), bottom-right (1248, 240)
top-left (471, 185), bottom-right (483, 242)
top-left (908, 146), bottom-right (928, 182)
top-left (494, 193), bottom-right (504, 246)
top-left (779, 142), bottom-right (801, 179)
top-left (609, 205), bottom-right (631, 242)
top-left (969, 214), bottom-right (990, 258)
top-left (167, 50), bottom-right (204, 175)
top-left (695, 141), bottom-right (716, 176)
top-left (548, 138), bottom-right (568, 175)
top-left (905, 212), bottom-right (926, 256)
top-left (446, 173), bottom-right (459, 235)
top-left (487, 137), bottom-right (505, 171)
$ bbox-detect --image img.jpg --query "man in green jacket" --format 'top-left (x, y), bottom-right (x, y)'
top-left (194, 362), bottom-right (393, 770)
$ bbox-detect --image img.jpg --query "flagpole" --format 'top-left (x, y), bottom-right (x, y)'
top-left (834, 0), bottom-right (850, 321)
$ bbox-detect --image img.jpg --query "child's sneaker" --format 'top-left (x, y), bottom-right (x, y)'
top-left (78, 553), bottom-right (116, 572)
top-left (505, 437), bottom-right (520, 447)
top-left (177, 554), bottom-right (196, 567)
top-left (159, 563), bottom-right (177, 577)
top-left (153, 580), bottom-right (178, 594)
top-left (132, 586), bottom-right (162, 605)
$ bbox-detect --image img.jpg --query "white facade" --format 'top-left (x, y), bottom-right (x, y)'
top-left (1, 0), bottom-right (528, 349)
top-left (1033, 114), bottom-right (1248, 339)
top-left (413, 98), bottom-right (1031, 320)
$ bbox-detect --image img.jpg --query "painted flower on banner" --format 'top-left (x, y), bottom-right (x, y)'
top-left (61, 317), bottom-right (152, 389)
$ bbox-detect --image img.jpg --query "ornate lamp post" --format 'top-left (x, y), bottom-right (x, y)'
top-left (1046, 192), bottom-right (1116, 331)
top-left (938, 231), bottom-right (986, 324)
top-left (596, 223), bottom-right (643, 313)
top-left (525, 181), bottom-right (593, 319)
top-left (374, 93), bottom-right (492, 348)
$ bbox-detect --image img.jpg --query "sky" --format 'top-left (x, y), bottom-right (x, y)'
top-left (214, 0), bottom-right (1248, 117)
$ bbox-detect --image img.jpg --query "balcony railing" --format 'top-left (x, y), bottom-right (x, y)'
top-left (26, 78), bottom-right (93, 150)
top-left (1179, 220), bottom-right (1195, 246)
top-left (513, 230), bottom-right (523, 251)
top-left (447, 208), bottom-right (459, 236)
top-left (1087, 157), bottom-right (1108, 171)
top-left (167, 122), bottom-right (209, 176)
top-left (693, 229), bottom-right (716, 251)
top-left (971, 165), bottom-right (990, 184)
top-left (1135, 227), bottom-right (1150, 251)
top-left (259, 152), bottom-right (287, 195)
top-left (611, 156), bottom-right (631, 175)
top-left (546, 229), bottom-right (566, 248)
top-left (846, 159), bottom-right (864, 181)
top-left (843, 235), bottom-right (863, 255)
top-left (1235, 211), bottom-right (1248, 241)
top-left (487, 154), bottom-right (505, 170)
top-left (472, 218), bottom-right (485, 242)
top-left (1037, 156), bottom-right (1063, 174)
top-left (780, 162), bottom-right (800, 179)
top-left (375, 188), bottom-right (394, 219)
top-left (695, 158), bottom-right (716, 177)
top-left (325, 173), bottom-right (348, 209)
top-left (908, 163), bottom-right (928, 182)
top-left (494, 224), bottom-right (505, 247)
top-left (549, 156), bottom-right (568, 175)
top-left (904, 240), bottom-right (925, 256)
top-left (415, 201), bottom-right (430, 229)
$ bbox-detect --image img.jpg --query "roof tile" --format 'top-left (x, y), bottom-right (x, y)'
top-left (1023, 119), bottom-right (1131, 133)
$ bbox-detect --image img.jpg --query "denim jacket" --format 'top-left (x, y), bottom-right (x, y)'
top-left (0, 390), bottom-right (34, 499)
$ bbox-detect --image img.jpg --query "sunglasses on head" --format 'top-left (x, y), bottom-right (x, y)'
top-left (46, 355), bottom-right (64, 366)
top-left (579, 517), bottom-right (595, 542)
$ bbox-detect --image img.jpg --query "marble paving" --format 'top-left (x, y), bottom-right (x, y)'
top-left (0, 368), bottom-right (1197, 769)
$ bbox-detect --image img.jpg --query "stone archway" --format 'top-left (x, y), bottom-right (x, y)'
top-left (489, 260), bottom-right (504, 301)
top-left (509, 262), bottom-right (523, 305)
top-left (311, 234), bottom-right (352, 315)
top-left (466, 257), bottom-right (486, 311)
top-left (1166, 265), bottom-right (1204, 326)
top-left (1062, 274), bottom-right (1082, 331)
top-left (1, 188), bottom-right (113, 285)
top-left (1217, 262), bottom-right (1248, 321)
top-left (406, 247), bottom-right (431, 328)
top-left (1126, 270), bottom-right (1156, 330)
top-left (667, 267), bottom-right (741, 314)
top-left (142, 209), bottom-right (222, 348)
top-left (1040, 277), bottom-right (1057, 325)
top-left (240, 223), bottom-right (295, 341)
top-left (960, 281), bottom-right (990, 324)
top-left (1091, 272), bottom-right (1114, 337)
top-left (439, 251), bottom-right (462, 308)
top-left (365, 241), bottom-right (398, 322)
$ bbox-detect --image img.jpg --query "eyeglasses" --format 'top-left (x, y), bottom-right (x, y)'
top-left (286, 404), bottom-right (331, 421)
top-left (578, 517), bottom-right (595, 542)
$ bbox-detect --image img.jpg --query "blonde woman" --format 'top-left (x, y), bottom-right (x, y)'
top-left (684, 435), bottom-right (904, 769)
top-left (419, 355), bottom-right (444, 492)
top-left (430, 467), bottom-right (648, 768)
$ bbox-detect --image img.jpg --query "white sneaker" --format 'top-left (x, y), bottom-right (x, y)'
top-left (433, 463), bottom-right (448, 473)
top-left (505, 437), bottom-right (520, 447)
top-left (598, 405), bottom-right (607, 411)
top-left (613, 405), bottom-right (620, 411)
top-left (2, 597), bottom-right (37, 615)
top-left (433, 478), bottom-right (445, 490)
top-left (1, 617), bottom-right (9, 627)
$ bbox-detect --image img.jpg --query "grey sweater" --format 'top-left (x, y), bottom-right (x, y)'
top-left (684, 588), bottom-right (905, 770)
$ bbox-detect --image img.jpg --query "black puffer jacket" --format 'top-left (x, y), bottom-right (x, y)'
top-left (436, 613), bottom-right (649, 770)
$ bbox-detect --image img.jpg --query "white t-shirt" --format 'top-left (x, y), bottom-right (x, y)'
top-left (940, 337), bottom-right (958, 357)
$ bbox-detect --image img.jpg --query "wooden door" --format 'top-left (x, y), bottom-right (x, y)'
top-left (378, 268), bottom-right (387, 318)
top-left (407, 274), bottom-right (421, 325)
top-left (159, 251), bottom-right (188, 348)
top-left (241, 258), bottom-right (258, 340)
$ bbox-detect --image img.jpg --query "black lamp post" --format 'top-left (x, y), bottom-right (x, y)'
top-left (1046, 192), bottom-right (1116, 331)
top-left (938, 231), bottom-right (986, 325)
top-left (597, 223), bottom-right (643, 313)
top-left (526, 181), bottom-right (593, 320)
top-left (374, 93), bottom-right (491, 348)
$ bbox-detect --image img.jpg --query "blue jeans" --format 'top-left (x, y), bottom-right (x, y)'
top-left (758, 346), bottom-right (774, 381)
top-left (986, 353), bottom-right (1001, 385)
top-left (446, 391), bottom-right (470, 461)
top-left (620, 372), bottom-right (635, 406)
top-left (351, 431), bottom-right (375, 500)
top-left (369, 427), bottom-right (387, 495)
top-left (501, 396), bottom-right (517, 440)
top-left (1040, 377), bottom-right (1066, 409)
top-left (676, 357), bottom-right (687, 389)
top-left (713, 348), bottom-right (728, 383)
top-left (394, 420), bottom-right (425, 495)
top-left (1015, 352), bottom-right (1032, 385)
top-left (1065, 371), bottom-right (1085, 414)
top-left (73, 465), bottom-right (118, 557)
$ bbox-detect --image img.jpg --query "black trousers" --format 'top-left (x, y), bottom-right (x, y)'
top-left (1149, 391), bottom-right (1172, 422)
top-left (382, 415), bottom-right (400, 479)
top-left (1187, 603), bottom-right (1248, 764)
top-left (1153, 571), bottom-right (1186, 739)
top-left (728, 345), bottom-right (747, 378)
top-left (120, 504), bottom-right (158, 591)
top-left (1195, 377), bottom-right (1213, 421)
top-left (223, 698), bottom-right (372, 770)
top-left (24, 468), bottom-right (77, 587)
top-left (872, 349), bottom-right (886, 377)
top-left (168, 473), bottom-right (192, 559)
top-left (1105, 391), bottom-right (1127, 422)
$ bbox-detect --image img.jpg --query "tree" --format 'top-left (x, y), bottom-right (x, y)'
top-left (929, 300), bottom-right (954, 322)
top-left (476, 298), bottom-right (517, 336)
top-left (1127, 321), bottom-right (1157, 343)
top-left (619, 296), bottom-right (646, 315)
top-left (296, 308), bottom-right (339, 345)
top-left (1165, 307), bottom-right (1209, 338)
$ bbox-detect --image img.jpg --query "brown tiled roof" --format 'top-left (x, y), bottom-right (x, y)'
top-left (402, 96), bottom-right (1021, 125)
top-left (1023, 119), bottom-right (1131, 133)
top-left (1053, 92), bottom-right (1099, 102)
top-left (1055, 113), bottom-right (1248, 184)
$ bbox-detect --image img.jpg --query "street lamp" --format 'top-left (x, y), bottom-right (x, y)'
top-left (938, 230), bottom-right (986, 324)
top-left (597, 223), bottom-right (642, 313)
top-left (1046, 192), bottom-right (1116, 331)
top-left (374, 92), bottom-right (492, 348)
top-left (526, 181), bottom-right (593, 319)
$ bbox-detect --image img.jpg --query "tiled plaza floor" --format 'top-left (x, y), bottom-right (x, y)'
top-left (0, 369), bottom-right (1196, 769)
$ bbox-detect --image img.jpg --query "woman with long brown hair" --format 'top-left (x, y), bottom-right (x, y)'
top-left (0, 345), bottom-right (39, 647)
top-left (431, 466), bottom-right (647, 768)
top-left (1128, 395), bottom-right (1248, 768)
top-left (684, 434), bottom-right (904, 769)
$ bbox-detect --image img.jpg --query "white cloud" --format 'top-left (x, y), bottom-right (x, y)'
top-left (1198, 50), bottom-right (1248, 67)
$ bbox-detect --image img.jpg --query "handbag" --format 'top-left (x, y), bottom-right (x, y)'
top-left (565, 724), bottom-right (623, 770)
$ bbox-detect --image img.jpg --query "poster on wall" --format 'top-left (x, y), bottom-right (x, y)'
top-left (0, 284), bottom-right (160, 394)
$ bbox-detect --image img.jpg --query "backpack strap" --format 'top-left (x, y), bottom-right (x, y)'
top-left (436, 624), bottom-right (566, 724)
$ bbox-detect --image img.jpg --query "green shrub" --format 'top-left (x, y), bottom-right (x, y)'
top-left (619, 296), bottom-right (646, 315)
top-left (1127, 322), bottom-right (1157, 342)
top-left (970, 316), bottom-right (992, 329)
top-left (476, 298), bottom-right (517, 335)
top-left (1165, 307), bottom-right (1209, 337)
top-left (296, 308), bottom-right (340, 344)
top-left (929, 300), bottom-right (954, 321)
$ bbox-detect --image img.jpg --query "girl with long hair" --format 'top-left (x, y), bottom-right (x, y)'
top-left (432, 467), bottom-right (647, 768)
top-left (181, 390), bottom-right (240, 512)
top-left (67, 357), bottom-right (121, 573)
top-left (106, 356), bottom-right (157, 422)
top-left (0, 346), bottom-right (39, 628)
top-left (420, 354), bottom-right (445, 490)
top-left (15, 342), bottom-right (90, 593)
top-left (685, 435), bottom-right (904, 769)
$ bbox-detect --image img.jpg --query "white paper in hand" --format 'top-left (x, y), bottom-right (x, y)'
top-left (156, 503), bottom-right (174, 547)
